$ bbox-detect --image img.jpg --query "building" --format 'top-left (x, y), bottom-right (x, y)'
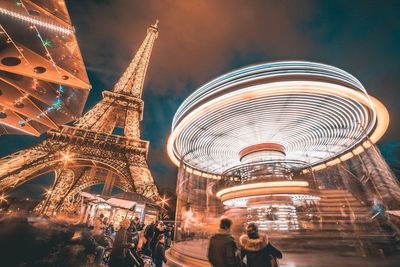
top-left (79, 191), bottom-right (161, 228)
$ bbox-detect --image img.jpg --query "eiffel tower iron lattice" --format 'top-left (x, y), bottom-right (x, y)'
top-left (0, 21), bottom-right (160, 215)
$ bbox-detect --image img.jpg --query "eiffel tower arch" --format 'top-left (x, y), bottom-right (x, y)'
top-left (0, 21), bottom-right (160, 215)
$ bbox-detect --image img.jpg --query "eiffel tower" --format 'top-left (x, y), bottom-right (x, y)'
top-left (0, 21), bottom-right (160, 215)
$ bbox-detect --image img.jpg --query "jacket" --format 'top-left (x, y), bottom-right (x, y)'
top-left (208, 229), bottom-right (241, 267)
top-left (154, 242), bottom-right (167, 262)
top-left (109, 228), bottom-right (130, 267)
top-left (81, 228), bottom-right (99, 253)
top-left (239, 234), bottom-right (282, 267)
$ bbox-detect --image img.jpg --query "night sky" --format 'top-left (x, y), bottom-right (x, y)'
top-left (1, 0), bottom-right (400, 198)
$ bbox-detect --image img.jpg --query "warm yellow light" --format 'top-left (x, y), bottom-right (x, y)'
top-left (0, 194), bottom-right (7, 202)
top-left (61, 152), bottom-right (72, 163)
top-left (216, 181), bottom-right (309, 198)
top-left (159, 195), bottom-right (170, 207)
top-left (167, 85), bottom-right (389, 174)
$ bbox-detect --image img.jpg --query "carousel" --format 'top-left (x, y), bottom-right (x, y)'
top-left (166, 61), bottom-right (400, 266)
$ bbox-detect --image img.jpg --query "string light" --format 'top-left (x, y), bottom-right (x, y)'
top-left (0, 7), bottom-right (72, 35)
top-left (43, 39), bottom-right (51, 47)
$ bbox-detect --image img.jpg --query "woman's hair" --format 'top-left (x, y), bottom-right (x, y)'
top-left (247, 222), bottom-right (259, 239)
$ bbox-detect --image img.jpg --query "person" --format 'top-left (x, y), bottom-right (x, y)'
top-left (108, 219), bottom-right (132, 267)
top-left (133, 217), bottom-right (143, 231)
top-left (126, 217), bottom-right (143, 266)
top-left (153, 234), bottom-right (167, 267)
top-left (239, 223), bottom-right (282, 267)
top-left (81, 226), bottom-right (106, 266)
top-left (164, 225), bottom-right (172, 248)
top-left (151, 221), bottom-right (165, 255)
top-left (143, 220), bottom-right (155, 256)
top-left (93, 214), bottom-right (104, 236)
top-left (128, 217), bottom-right (141, 248)
top-left (208, 218), bottom-right (241, 267)
top-left (105, 222), bottom-right (115, 236)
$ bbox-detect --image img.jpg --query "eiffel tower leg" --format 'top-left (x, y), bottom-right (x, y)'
top-left (35, 168), bottom-right (76, 215)
top-left (0, 139), bottom-right (64, 193)
top-left (102, 171), bottom-right (115, 196)
top-left (128, 161), bottom-right (159, 200)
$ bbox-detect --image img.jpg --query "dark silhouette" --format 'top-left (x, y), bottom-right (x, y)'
top-left (108, 219), bottom-right (131, 267)
top-left (239, 223), bottom-right (282, 267)
top-left (153, 234), bottom-right (167, 267)
top-left (208, 218), bottom-right (241, 267)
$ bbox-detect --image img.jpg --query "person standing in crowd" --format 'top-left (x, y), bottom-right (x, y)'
top-left (143, 220), bottom-right (156, 256)
top-left (239, 222), bottom-right (282, 267)
top-left (151, 221), bottom-right (166, 254)
top-left (105, 222), bottom-right (115, 236)
top-left (81, 226), bottom-right (105, 266)
top-left (108, 219), bottom-right (131, 267)
top-left (93, 214), bottom-right (104, 236)
top-left (128, 217), bottom-right (140, 248)
top-left (125, 217), bottom-right (143, 266)
top-left (208, 218), bottom-right (242, 267)
top-left (153, 234), bottom-right (167, 267)
top-left (164, 224), bottom-right (172, 248)
top-left (133, 217), bottom-right (143, 231)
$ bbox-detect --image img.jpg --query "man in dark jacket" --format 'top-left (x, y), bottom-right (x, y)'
top-left (81, 226), bottom-right (105, 265)
top-left (239, 223), bottom-right (282, 267)
top-left (208, 218), bottom-right (241, 267)
top-left (153, 234), bottom-right (167, 267)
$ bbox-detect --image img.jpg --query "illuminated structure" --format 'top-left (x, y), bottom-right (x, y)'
top-left (0, 22), bottom-right (160, 215)
top-left (0, 0), bottom-right (90, 135)
top-left (167, 62), bottom-right (400, 266)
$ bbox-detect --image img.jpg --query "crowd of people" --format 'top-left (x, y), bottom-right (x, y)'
top-left (81, 215), bottom-right (280, 267)
top-left (81, 214), bottom-right (173, 267)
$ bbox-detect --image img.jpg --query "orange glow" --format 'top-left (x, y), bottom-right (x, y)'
top-left (167, 80), bottom-right (389, 174)
top-left (216, 181), bottom-right (309, 198)
top-left (239, 143), bottom-right (286, 159)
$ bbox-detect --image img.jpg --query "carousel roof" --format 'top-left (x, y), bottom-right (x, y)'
top-left (168, 61), bottom-right (389, 174)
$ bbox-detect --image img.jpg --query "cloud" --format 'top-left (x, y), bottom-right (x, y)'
top-left (69, 0), bottom-right (314, 94)
top-left (64, 0), bottom-right (400, 191)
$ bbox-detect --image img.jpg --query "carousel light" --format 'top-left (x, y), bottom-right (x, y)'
top-left (167, 61), bottom-right (389, 174)
top-left (216, 181), bottom-right (309, 198)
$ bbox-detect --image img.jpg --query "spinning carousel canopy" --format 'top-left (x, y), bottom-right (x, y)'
top-left (168, 61), bottom-right (389, 174)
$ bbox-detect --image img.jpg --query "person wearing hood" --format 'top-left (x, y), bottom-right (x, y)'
top-left (239, 223), bottom-right (282, 267)
top-left (208, 218), bottom-right (242, 267)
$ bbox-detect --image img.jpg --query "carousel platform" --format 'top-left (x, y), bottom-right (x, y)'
top-left (165, 239), bottom-right (400, 267)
